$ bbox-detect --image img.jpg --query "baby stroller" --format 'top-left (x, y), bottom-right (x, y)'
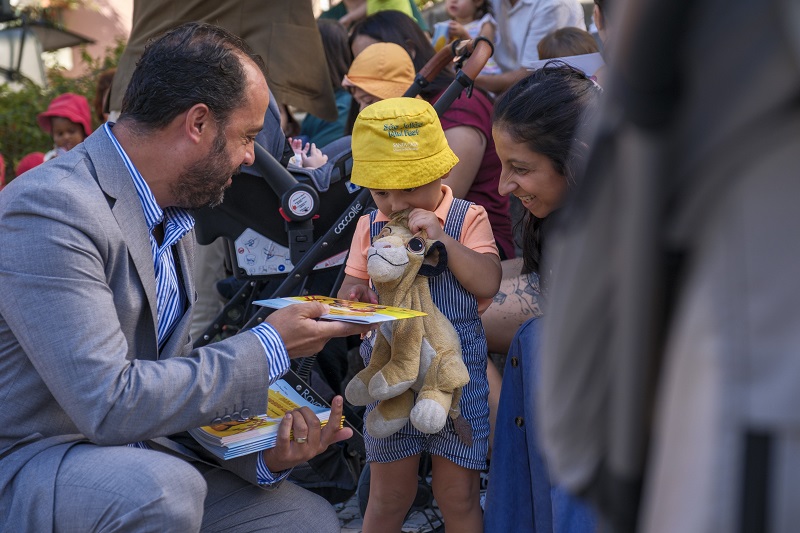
top-left (191, 38), bottom-right (495, 513)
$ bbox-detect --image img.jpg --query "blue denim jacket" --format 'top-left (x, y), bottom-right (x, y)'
top-left (484, 318), bottom-right (596, 533)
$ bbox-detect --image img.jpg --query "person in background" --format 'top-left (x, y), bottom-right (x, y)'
top-left (483, 64), bottom-right (602, 532)
top-left (341, 42), bottom-right (417, 111)
top-left (340, 97), bottom-right (501, 533)
top-left (299, 19), bottom-right (353, 148)
top-left (322, 0), bottom-right (430, 32)
top-left (93, 67), bottom-right (116, 123)
top-left (349, 10), bottom-right (516, 262)
top-left (37, 93), bottom-right (93, 161)
top-left (475, 0), bottom-right (586, 95)
top-left (433, 0), bottom-right (501, 76)
top-left (0, 22), bottom-right (371, 532)
top-left (537, 26), bottom-right (600, 60)
top-left (110, 0), bottom-right (337, 125)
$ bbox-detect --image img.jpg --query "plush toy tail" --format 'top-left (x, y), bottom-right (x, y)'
top-left (449, 387), bottom-right (473, 446)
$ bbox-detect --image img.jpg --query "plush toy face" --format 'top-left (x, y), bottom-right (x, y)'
top-left (367, 223), bottom-right (427, 283)
top-left (367, 210), bottom-right (445, 284)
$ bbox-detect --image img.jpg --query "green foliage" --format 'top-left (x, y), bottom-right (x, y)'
top-left (0, 39), bottom-right (125, 182)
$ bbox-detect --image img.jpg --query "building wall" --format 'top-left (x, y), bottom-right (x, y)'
top-left (60, 0), bottom-right (132, 75)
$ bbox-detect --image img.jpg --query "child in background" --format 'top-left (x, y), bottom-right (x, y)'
top-left (339, 97), bottom-right (501, 533)
top-left (37, 93), bottom-right (92, 161)
top-left (537, 26), bottom-right (600, 60)
top-left (342, 42), bottom-right (416, 112)
top-left (433, 0), bottom-right (501, 75)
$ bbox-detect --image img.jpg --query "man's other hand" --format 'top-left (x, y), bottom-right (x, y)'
top-left (262, 395), bottom-right (354, 472)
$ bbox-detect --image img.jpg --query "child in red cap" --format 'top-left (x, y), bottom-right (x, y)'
top-left (37, 93), bottom-right (92, 161)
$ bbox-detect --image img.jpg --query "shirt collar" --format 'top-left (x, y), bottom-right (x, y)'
top-left (103, 122), bottom-right (195, 235)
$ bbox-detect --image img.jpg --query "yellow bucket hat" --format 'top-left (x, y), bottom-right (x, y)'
top-left (351, 97), bottom-right (459, 189)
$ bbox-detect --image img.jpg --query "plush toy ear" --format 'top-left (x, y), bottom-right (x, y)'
top-left (418, 241), bottom-right (447, 278)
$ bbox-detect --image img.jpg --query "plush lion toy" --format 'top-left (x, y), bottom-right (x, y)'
top-left (345, 210), bottom-right (471, 442)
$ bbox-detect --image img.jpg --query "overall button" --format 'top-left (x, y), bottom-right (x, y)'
top-left (510, 357), bottom-right (519, 367)
top-left (515, 416), bottom-right (524, 427)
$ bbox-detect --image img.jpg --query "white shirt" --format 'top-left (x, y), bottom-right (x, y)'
top-left (491, 0), bottom-right (586, 72)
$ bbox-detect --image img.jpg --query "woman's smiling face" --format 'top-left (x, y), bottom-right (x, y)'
top-left (493, 125), bottom-right (568, 219)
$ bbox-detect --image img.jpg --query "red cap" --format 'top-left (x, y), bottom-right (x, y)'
top-left (37, 93), bottom-right (92, 137)
top-left (0, 153), bottom-right (5, 189)
top-left (15, 152), bottom-right (46, 176)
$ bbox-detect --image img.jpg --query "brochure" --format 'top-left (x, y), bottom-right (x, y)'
top-left (190, 370), bottom-right (342, 460)
top-left (253, 295), bottom-right (426, 324)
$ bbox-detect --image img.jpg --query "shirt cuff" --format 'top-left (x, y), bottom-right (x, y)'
top-left (251, 322), bottom-right (290, 384)
top-left (256, 451), bottom-right (292, 486)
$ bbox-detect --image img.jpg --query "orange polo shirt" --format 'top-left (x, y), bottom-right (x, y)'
top-left (344, 185), bottom-right (498, 313)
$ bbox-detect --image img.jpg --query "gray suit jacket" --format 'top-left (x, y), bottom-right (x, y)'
top-left (0, 127), bottom-right (277, 530)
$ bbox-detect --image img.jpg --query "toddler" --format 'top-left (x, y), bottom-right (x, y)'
top-left (37, 93), bottom-right (92, 161)
top-left (339, 97), bottom-right (501, 533)
top-left (433, 0), bottom-right (501, 75)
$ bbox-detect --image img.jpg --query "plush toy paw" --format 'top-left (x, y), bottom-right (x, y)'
top-left (367, 408), bottom-right (410, 438)
top-left (410, 398), bottom-right (449, 434)
top-left (368, 371), bottom-right (415, 400)
top-left (345, 376), bottom-right (373, 406)
top-left (366, 391), bottom-right (415, 438)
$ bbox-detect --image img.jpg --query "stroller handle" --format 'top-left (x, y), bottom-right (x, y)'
top-left (252, 142), bottom-right (319, 222)
top-left (403, 37), bottom-right (495, 100)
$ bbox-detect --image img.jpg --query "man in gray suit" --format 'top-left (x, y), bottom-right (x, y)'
top-left (0, 23), bottom-right (371, 532)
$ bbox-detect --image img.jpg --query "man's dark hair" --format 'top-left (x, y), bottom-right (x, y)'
top-left (120, 22), bottom-right (266, 130)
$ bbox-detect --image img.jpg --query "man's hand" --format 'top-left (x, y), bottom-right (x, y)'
top-left (266, 302), bottom-right (373, 358)
top-left (262, 395), bottom-right (354, 472)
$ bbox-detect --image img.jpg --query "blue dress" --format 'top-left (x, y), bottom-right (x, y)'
top-left (483, 317), bottom-right (596, 532)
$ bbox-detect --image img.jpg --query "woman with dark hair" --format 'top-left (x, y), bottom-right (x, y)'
top-left (348, 10), bottom-right (516, 261)
top-left (299, 19), bottom-right (353, 147)
top-left (483, 64), bottom-right (602, 533)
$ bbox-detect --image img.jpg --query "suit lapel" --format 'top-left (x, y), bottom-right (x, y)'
top-left (84, 128), bottom-right (160, 336)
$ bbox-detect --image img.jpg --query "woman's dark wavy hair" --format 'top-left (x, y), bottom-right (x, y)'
top-left (493, 63), bottom-right (601, 275)
top-left (120, 22), bottom-right (266, 131)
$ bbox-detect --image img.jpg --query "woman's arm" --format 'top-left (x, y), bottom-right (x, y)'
top-left (443, 125), bottom-right (486, 199)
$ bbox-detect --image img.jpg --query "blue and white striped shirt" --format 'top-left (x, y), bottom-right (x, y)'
top-left (105, 123), bottom-right (290, 485)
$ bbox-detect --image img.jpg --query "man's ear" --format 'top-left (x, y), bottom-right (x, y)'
top-left (418, 241), bottom-right (447, 278)
top-left (185, 103), bottom-right (213, 144)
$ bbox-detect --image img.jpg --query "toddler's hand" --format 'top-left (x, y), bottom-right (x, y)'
top-left (347, 284), bottom-right (379, 305)
top-left (447, 21), bottom-right (470, 41)
top-left (408, 208), bottom-right (444, 241)
top-left (301, 142), bottom-right (328, 169)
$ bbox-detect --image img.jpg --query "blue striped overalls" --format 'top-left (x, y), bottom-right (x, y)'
top-left (360, 199), bottom-right (490, 470)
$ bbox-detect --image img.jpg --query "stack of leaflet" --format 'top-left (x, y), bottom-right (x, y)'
top-left (190, 376), bottom-right (332, 460)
